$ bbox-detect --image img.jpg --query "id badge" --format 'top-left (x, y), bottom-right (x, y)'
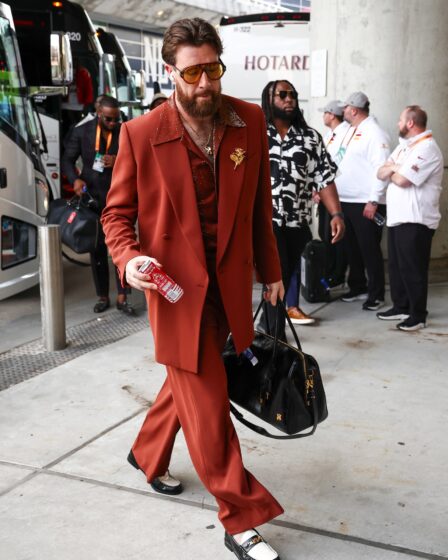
top-left (92, 153), bottom-right (105, 173)
top-left (333, 146), bottom-right (346, 165)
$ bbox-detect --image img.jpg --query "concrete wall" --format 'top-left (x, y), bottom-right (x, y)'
top-left (308, 0), bottom-right (448, 264)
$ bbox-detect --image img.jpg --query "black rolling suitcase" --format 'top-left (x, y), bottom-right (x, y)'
top-left (300, 239), bottom-right (330, 303)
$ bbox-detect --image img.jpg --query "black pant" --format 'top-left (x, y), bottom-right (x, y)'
top-left (259, 223), bottom-right (312, 338)
top-left (388, 224), bottom-right (434, 322)
top-left (318, 202), bottom-right (347, 284)
top-left (91, 226), bottom-right (128, 299)
top-left (341, 202), bottom-right (386, 301)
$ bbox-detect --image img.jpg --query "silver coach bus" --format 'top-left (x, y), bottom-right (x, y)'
top-left (0, 2), bottom-right (50, 299)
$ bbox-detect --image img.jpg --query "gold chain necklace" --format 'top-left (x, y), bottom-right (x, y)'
top-left (182, 119), bottom-right (215, 157)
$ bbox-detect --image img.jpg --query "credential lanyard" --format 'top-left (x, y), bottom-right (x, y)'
top-left (343, 126), bottom-right (358, 150)
top-left (395, 132), bottom-right (433, 162)
top-left (95, 125), bottom-right (112, 155)
top-left (332, 126), bottom-right (358, 165)
top-left (408, 132), bottom-right (433, 149)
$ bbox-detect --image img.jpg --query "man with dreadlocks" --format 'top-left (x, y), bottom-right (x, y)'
top-left (259, 80), bottom-right (345, 337)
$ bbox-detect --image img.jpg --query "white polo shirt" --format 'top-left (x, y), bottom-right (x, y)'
top-left (335, 116), bottom-right (391, 204)
top-left (386, 130), bottom-right (444, 229)
top-left (324, 121), bottom-right (351, 160)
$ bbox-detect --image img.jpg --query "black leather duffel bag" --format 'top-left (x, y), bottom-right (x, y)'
top-left (223, 299), bottom-right (328, 440)
top-left (47, 194), bottom-right (99, 254)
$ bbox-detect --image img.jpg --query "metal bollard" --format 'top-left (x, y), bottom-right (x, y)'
top-left (38, 225), bottom-right (66, 351)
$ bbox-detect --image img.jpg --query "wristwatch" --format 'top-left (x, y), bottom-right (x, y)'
top-left (368, 201), bottom-right (378, 206)
top-left (331, 211), bottom-right (344, 220)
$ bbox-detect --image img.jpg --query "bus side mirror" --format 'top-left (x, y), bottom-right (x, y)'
top-left (50, 32), bottom-right (73, 86)
top-left (134, 69), bottom-right (147, 100)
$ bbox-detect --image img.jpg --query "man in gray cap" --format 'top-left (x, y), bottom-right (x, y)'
top-left (335, 91), bottom-right (390, 311)
top-left (319, 100), bottom-right (350, 160)
top-left (314, 100), bottom-right (351, 287)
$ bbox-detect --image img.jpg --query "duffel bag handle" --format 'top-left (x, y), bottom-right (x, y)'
top-left (253, 297), bottom-right (303, 352)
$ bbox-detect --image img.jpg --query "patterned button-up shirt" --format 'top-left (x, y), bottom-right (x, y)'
top-left (267, 123), bottom-right (337, 227)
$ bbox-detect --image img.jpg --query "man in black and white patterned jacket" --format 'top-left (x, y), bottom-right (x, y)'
top-left (259, 80), bottom-right (345, 337)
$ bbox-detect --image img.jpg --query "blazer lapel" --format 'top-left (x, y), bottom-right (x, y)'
top-left (152, 103), bottom-right (206, 270)
top-left (217, 125), bottom-right (248, 264)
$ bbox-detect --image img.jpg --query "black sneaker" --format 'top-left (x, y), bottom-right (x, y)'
top-left (377, 308), bottom-right (410, 321)
top-left (397, 318), bottom-right (426, 331)
top-left (341, 291), bottom-right (367, 302)
top-left (116, 300), bottom-right (136, 316)
top-left (362, 299), bottom-right (384, 311)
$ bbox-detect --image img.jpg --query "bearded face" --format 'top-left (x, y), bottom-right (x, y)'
top-left (170, 44), bottom-right (223, 119)
top-left (398, 123), bottom-right (410, 138)
top-left (272, 104), bottom-right (299, 122)
top-left (176, 80), bottom-right (222, 118)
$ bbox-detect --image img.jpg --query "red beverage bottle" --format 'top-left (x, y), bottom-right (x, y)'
top-left (138, 259), bottom-right (184, 303)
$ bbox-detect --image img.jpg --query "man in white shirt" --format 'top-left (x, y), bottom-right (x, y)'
top-left (335, 92), bottom-right (390, 310)
top-left (376, 105), bottom-right (444, 331)
top-left (315, 100), bottom-right (351, 287)
top-left (320, 100), bottom-right (351, 160)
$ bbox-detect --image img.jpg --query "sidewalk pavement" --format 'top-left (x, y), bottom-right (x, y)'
top-left (1, 283), bottom-right (448, 560)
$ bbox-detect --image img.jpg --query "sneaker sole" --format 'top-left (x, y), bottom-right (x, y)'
top-left (341, 294), bottom-right (368, 302)
top-left (363, 303), bottom-right (384, 311)
top-left (397, 323), bottom-right (426, 332)
top-left (377, 314), bottom-right (410, 321)
top-left (289, 318), bottom-right (315, 325)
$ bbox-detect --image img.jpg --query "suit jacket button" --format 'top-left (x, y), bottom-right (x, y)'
top-left (162, 234), bottom-right (170, 240)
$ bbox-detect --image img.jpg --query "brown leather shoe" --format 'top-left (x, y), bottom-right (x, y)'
top-left (287, 306), bottom-right (315, 325)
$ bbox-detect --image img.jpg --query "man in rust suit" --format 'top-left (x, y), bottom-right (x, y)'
top-left (102, 18), bottom-right (284, 560)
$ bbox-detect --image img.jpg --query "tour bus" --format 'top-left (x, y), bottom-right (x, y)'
top-left (11, 0), bottom-right (118, 199)
top-left (0, 2), bottom-right (51, 299)
top-left (219, 12), bottom-right (310, 110)
top-left (96, 27), bottom-right (139, 111)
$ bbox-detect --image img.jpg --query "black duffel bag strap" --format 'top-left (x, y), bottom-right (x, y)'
top-left (229, 297), bottom-right (318, 439)
top-left (229, 398), bottom-right (318, 440)
top-left (253, 296), bottom-right (303, 352)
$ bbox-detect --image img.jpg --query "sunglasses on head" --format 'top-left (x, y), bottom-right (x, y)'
top-left (101, 115), bottom-right (121, 123)
top-left (172, 59), bottom-right (226, 84)
top-left (274, 90), bottom-right (298, 100)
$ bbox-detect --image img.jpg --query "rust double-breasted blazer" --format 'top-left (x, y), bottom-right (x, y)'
top-left (101, 95), bottom-right (281, 374)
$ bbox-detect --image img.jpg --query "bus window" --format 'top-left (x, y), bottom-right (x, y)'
top-left (25, 98), bottom-right (41, 144)
top-left (1, 215), bottom-right (37, 269)
top-left (0, 16), bottom-right (28, 142)
top-left (103, 57), bottom-right (117, 98)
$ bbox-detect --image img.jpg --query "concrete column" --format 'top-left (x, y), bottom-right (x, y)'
top-left (308, 0), bottom-right (448, 266)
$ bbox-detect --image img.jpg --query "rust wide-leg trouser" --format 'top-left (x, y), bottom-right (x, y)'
top-left (131, 303), bottom-right (284, 534)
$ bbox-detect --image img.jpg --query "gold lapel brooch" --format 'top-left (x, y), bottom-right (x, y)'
top-left (230, 148), bottom-right (246, 170)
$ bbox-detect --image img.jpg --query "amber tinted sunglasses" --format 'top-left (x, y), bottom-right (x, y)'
top-left (172, 60), bottom-right (226, 84)
top-left (274, 90), bottom-right (298, 100)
